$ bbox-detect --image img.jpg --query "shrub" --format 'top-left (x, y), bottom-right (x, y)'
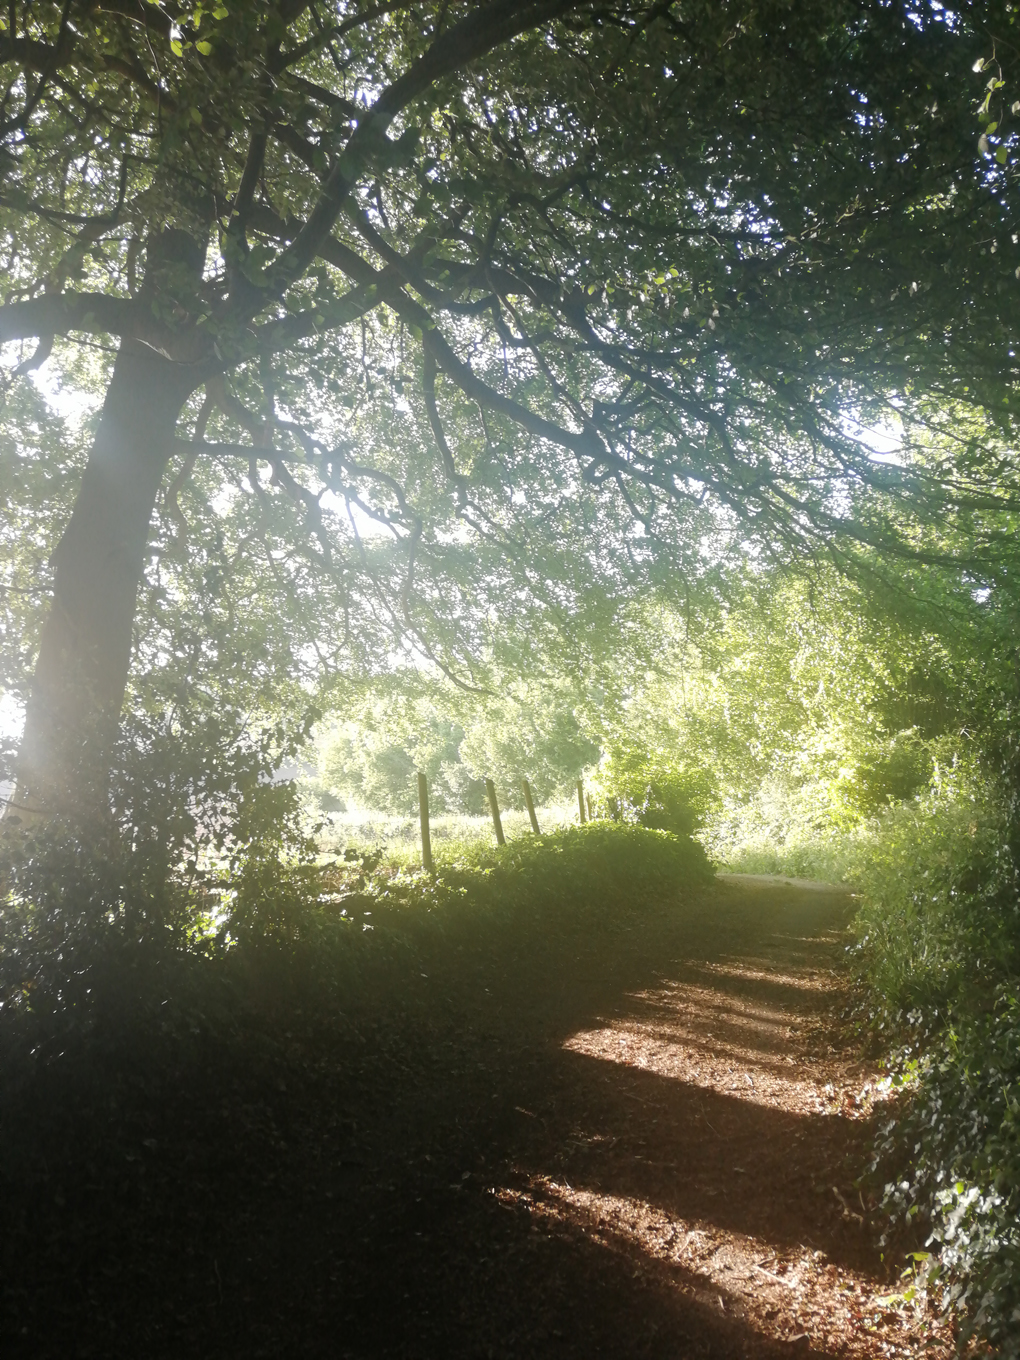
top-left (314, 820), bottom-right (714, 938)
top-left (876, 991), bottom-right (1020, 1357)
top-left (447, 820), bottom-right (714, 911)
top-left (842, 788), bottom-right (1020, 1354)
top-left (0, 705), bottom-right (322, 1042)
top-left (590, 746), bottom-right (716, 838)
top-left (850, 796), bottom-right (1012, 1018)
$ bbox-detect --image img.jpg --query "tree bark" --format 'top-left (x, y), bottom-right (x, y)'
top-left (11, 340), bottom-right (196, 819)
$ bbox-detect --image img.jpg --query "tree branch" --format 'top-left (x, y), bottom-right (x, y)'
top-left (0, 293), bottom-right (140, 345)
top-left (88, 0), bottom-right (173, 39)
top-left (258, 0), bottom-right (585, 305)
top-left (421, 343), bottom-right (466, 489)
top-left (11, 333), bottom-right (54, 376)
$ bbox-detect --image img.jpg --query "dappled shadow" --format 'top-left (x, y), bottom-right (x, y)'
top-left (509, 1055), bottom-right (872, 1258)
top-left (1, 882), bottom-right (947, 1359)
top-left (303, 886), bottom-right (922, 1358)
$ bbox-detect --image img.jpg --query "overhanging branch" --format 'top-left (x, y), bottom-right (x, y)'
top-left (248, 0), bottom-right (586, 308)
top-left (0, 293), bottom-right (140, 346)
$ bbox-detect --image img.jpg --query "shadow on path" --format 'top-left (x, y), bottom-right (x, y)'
top-left (2, 881), bottom-right (949, 1359)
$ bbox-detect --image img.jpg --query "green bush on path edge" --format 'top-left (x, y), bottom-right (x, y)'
top-left (0, 819), bottom-right (713, 1059)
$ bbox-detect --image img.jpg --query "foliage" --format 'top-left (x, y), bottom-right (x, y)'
top-left (257, 820), bottom-right (716, 997)
top-left (0, 702), bottom-right (319, 1036)
top-left (850, 794), bottom-right (1015, 1017)
top-left (0, 791), bottom-right (711, 1074)
top-left (314, 672), bottom-right (598, 814)
top-left (317, 700), bottom-right (474, 814)
top-left (3, 0), bottom-right (1017, 568)
top-left (422, 820), bottom-right (714, 914)
top-left (0, 381), bottom-right (85, 709)
top-left (308, 559), bottom-right (991, 841)
top-left (589, 743), bottom-right (714, 837)
top-left (817, 717), bottom-right (1020, 1353)
top-left (5, 0), bottom-right (1020, 819)
top-left (877, 991), bottom-right (1020, 1358)
top-left (569, 567), bottom-right (995, 870)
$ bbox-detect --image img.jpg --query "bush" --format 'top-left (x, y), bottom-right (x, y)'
top-left (850, 796), bottom-right (1012, 1018)
top-left (0, 814), bottom-right (209, 1039)
top-left (876, 991), bottom-right (1020, 1357)
top-left (444, 820), bottom-right (714, 912)
top-left (1, 770), bottom-right (713, 1050)
top-left (312, 820), bottom-right (714, 944)
top-left (840, 789), bottom-right (1020, 1354)
top-left (0, 706), bottom-right (324, 1044)
top-left (590, 746), bottom-right (715, 838)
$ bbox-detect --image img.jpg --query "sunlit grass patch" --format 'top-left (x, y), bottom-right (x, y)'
top-left (317, 803), bottom-right (579, 865)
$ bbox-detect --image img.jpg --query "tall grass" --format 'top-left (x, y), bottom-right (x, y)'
top-left (703, 776), bottom-right (873, 883)
top-left (317, 801), bottom-right (580, 864)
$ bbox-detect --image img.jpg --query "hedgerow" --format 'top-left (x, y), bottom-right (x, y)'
top-left (837, 792), bottom-right (1020, 1354)
top-left (0, 797), bottom-right (713, 1063)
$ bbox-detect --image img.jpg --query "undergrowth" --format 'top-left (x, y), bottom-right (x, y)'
top-left (857, 801), bottom-right (1020, 1357)
top-left (709, 776), bottom-right (1020, 1354)
top-left (0, 813), bottom-right (713, 1070)
top-left (0, 805), bottom-right (714, 1353)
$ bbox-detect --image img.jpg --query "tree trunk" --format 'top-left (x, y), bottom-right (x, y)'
top-left (11, 340), bottom-right (195, 819)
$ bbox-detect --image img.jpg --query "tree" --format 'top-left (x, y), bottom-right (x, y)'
top-left (0, 0), bottom-right (1017, 816)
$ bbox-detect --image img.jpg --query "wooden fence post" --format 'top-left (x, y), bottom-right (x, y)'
top-left (577, 778), bottom-right (587, 824)
top-left (522, 779), bottom-right (541, 834)
top-left (485, 778), bottom-right (506, 846)
top-left (417, 771), bottom-right (433, 872)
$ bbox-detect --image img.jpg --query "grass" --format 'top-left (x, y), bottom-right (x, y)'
top-left (317, 801), bottom-right (583, 864)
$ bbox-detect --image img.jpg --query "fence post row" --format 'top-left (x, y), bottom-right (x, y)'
top-left (417, 771), bottom-right (433, 872)
top-left (417, 770), bottom-right (592, 861)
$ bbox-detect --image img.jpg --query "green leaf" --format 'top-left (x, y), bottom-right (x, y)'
top-left (196, 40), bottom-right (213, 56)
top-left (170, 39), bottom-right (184, 56)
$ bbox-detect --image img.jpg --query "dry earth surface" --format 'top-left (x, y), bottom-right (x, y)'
top-left (2, 876), bottom-right (963, 1358)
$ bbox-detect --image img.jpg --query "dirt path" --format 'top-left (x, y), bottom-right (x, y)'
top-left (319, 877), bottom-right (949, 1360)
top-left (485, 878), bottom-right (935, 1359)
top-left (4, 877), bottom-right (955, 1359)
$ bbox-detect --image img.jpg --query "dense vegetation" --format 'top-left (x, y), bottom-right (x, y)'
top-left (3, 0), bottom-right (1020, 1352)
top-left (293, 557), bottom-right (1020, 1348)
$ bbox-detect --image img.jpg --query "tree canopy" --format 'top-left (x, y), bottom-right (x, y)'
top-left (0, 0), bottom-right (1018, 812)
